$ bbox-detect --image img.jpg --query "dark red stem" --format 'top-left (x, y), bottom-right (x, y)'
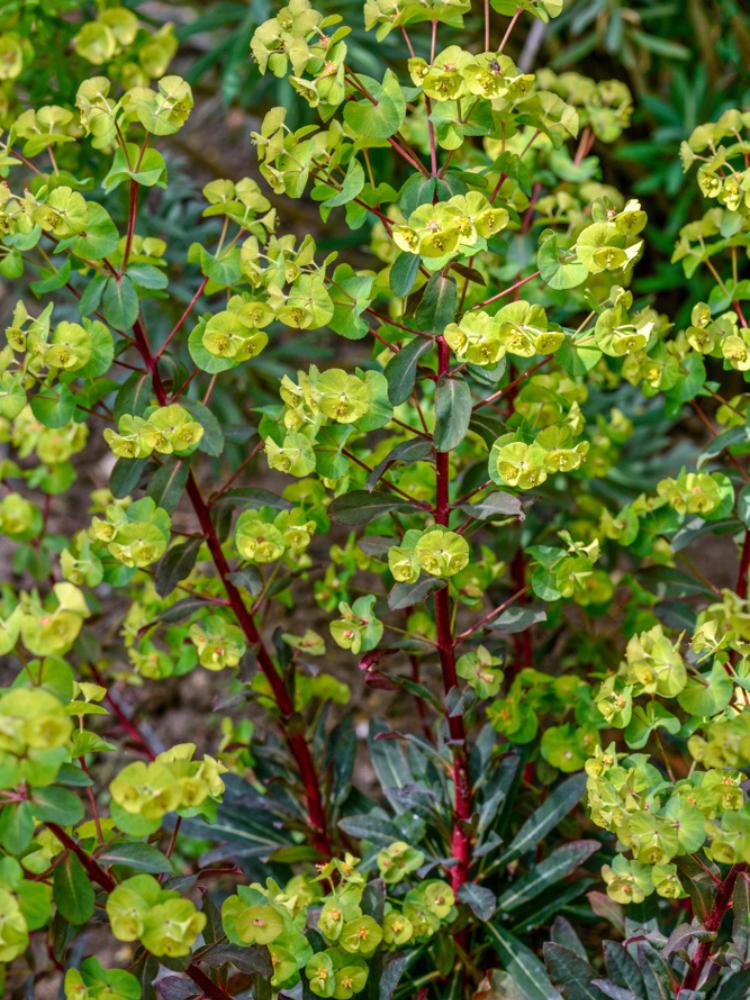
top-left (89, 664), bottom-right (156, 760)
top-left (131, 318), bottom-right (331, 856)
top-left (736, 529), bottom-right (750, 599)
top-left (121, 180), bottom-right (138, 273)
top-left (679, 864), bottom-right (745, 993)
top-left (434, 336), bottom-right (472, 892)
top-left (47, 823), bottom-right (115, 891)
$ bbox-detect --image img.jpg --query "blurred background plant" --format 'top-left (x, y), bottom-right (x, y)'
top-left (2, 0), bottom-right (745, 320)
top-left (154, 0), bottom-right (749, 320)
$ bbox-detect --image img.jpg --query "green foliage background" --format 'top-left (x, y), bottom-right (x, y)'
top-left (1, 1), bottom-right (750, 999)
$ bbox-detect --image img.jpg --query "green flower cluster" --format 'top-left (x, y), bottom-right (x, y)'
top-left (109, 743), bottom-right (226, 832)
top-left (106, 873), bottom-right (206, 957)
top-left (221, 852), bottom-right (455, 997)
top-left (89, 496), bottom-right (171, 569)
top-left (445, 302), bottom-right (564, 366)
top-left (264, 365), bottom-right (391, 482)
top-left (235, 505), bottom-right (317, 564)
top-left (103, 404), bottom-right (204, 459)
top-left (388, 526), bottom-right (469, 582)
top-left (0, 686), bottom-right (73, 788)
top-left (587, 745), bottom-right (747, 902)
top-left (0, 582), bottom-right (89, 659)
top-left (392, 191), bottom-right (509, 262)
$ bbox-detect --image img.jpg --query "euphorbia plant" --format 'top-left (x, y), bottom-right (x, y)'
top-left (1, 1), bottom-right (750, 999)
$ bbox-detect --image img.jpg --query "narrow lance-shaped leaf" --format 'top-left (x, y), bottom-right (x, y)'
top-left (434, 377), bottom-right (472, 452)
top-left (385, 337), bottom-right (433, 405)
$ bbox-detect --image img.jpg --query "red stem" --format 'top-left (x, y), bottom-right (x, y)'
top-left (89, 665), bottom-right (156, 761)
top-left (47, 823), bottom-right (115, 892)
top-left (498, 6), bottom-right (522, 53)
top-left (121, 180), bottom-right (138, 273)
top-left (155, 276), bottom-right (209, 362)
top-left (130, 318), bottom-right (331, 856)
top-left (455, 586), bottom-right (527, 643)
top-left (434, 336), bottom-right (472, 891)
top-left (488, 171), bottom-right (508, 205)
top-left (473, 270), bottom-right (541, 310)
top-left (679, 865), bottom-right (745, 993)
top-left (680, 491), bottom-right (750, 991)
top-left (473, 355), bottom-right (552, 412)
top-left (736, 529), bottom-right (750, 600)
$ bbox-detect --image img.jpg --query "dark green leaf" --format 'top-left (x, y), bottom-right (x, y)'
top-left (157, 597), bottom-right (211, 624)
top-left (602, 940), bottom-right (643, 994)
top-left (550, 916), bottom-right (587, 959)
top-left (497, 840), bottom-right (599, 912)
top-left (461, 491), bottom-right (524, 520)
top-left (338, 812), bottom-right (401, 845)
top-left (543, 944), bottom-right (603, 1000)
top-left (379, 954), bottom-right (409, 999)
top-left (183, 399), bottom-right (225, 456)
top-left (434, 378), bottom-right (472, 452)
top-left (326, 715), bottom-right (356, 810)
top-left (737, 482), bottom-right (750, 529)
top-left (212, 487), bottom-right (290, 510)
top-left (127, 263), bottom-right (169, 290)
top-left (387, 575), bottom-right (441, 611)
top-left (329, 490), bottom-right (416, 525)
top-left (415, 273), bottom-right (458, 331)
top-left (491, 606), bottom-right (547, 634)
top-left (399, 174), bottom-right (436, 215)
top-left (53, 852), bottom-right (95, 925)
top-left (385, 337), bottom-right (433, 405)
top-left (639, 945), bottom-right (671, 1000)
top-left (732, 872), bottom-right (750, 962)
top-left (390, 253), bottom-right (420, 297)
top-left (714, 969), bottom-right (750, 1000)
top-left (487, 924), bottom-right (562, 1000)
top-left (31, 787), bottom-right (85, 826)
top-left (590, 980), bottom-right (639, 1000)
top-left (368, 438), bottom-right (432, 490)
top-left (697, 425), bottom-right (749, 469)
top-left (154, 538), bottom-right (203, 598)
top-left (101, 842), bottom-right (174, 874)
top-left (361, 878), bottom-right (386, 923)
top-left (146, 460), bottom-right (188, 512)
top-left (458, 882), bottom-right (497, 920)
top-left (676, 856), bottom-right (718, 923)
top-left (110, 458), bottom-right (147, 498)
top-left (0, 801), bottom-right (33, 854)
top-left (227, 568), bottom-right (263, 596)
top-left (78, 273), bottom-right (106, 316)
top-left (55, 763), bottom-right (94, 787)
top-left (369, 720), bottom-right (411, 813)
top-left (102, 275), bottom-right (139, 331)
top-left (114, 372), bottom-right (152, 420)
top-left (502, 774), bottom-right (586, 861)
